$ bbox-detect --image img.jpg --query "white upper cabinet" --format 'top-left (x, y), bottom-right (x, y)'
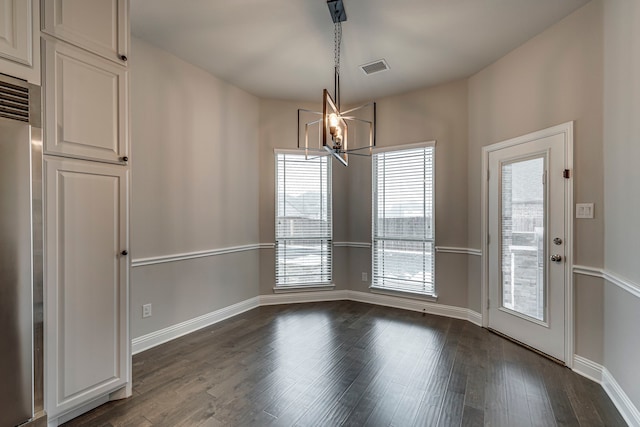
top-left (43, 37), bottom-right (129, 163)
top-left (0, 0), bottom-right (40, 84)
top-left (0, 0), bottom-right (31, 64)
top-left (42, 0), bottom-right (129, 65)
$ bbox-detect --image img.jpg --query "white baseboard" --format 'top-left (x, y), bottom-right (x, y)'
top-left (260, 289), bottom-right (349, 305)
top-left (131, 296), bottom-right (260, 355)
top-left (467, 310), bottom-right (483, 326)
top-left (347, 290), bottom-right (481, 325)
top-left (133, 290), bottom-right (482, 356)
top-left (603, 367), bottom-right (640, 427)
top-left (48, 394), bottom-right (110, 427)
top-left (573, 355), bottom-right (603, 383)
top-left (572, 355), bottom-right (640, 426)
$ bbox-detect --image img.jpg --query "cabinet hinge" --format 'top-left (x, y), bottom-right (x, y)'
top-left (563, 169), bottom-right (571, 179)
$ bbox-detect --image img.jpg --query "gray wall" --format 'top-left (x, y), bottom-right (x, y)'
top-left (130, 38), bottom-right (260, 339)
top-left (345, 81), bottom-right (470, 309)
top-left (603, 0), bottom-right (640, 409)
top-left (257, 82), bottom-right (470, 309)
top-left (467, 0), bottom-right (605, 361)
top-left (257, 99), bottom-right (351, 294)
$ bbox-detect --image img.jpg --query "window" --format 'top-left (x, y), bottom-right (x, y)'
top-left (372, 143), bottom-right (435, 296)
top-left (275, 152), bottom-right (332, 287)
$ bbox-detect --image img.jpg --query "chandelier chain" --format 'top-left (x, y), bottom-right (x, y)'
top-left (334, 21), bottom-right (342, 107)
top-left (334, 22), bottom-right (342, 76)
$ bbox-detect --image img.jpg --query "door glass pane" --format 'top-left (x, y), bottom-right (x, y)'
top-left (501, 157), bottom-right (545, 321)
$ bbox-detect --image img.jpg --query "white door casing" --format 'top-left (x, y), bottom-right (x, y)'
top-left (481, 122), bottom-right (573, 364)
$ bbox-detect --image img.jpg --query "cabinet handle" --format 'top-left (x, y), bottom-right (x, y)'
top-left (121, 250), bottom-right (128, 256)
top-left (120, 156), bottom-right (128, 162)
top-left (120, 54), bottom-right (128, 62)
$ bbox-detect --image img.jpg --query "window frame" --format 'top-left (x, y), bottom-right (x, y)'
top-left (274, 149), bottom-right (333, 290)
top-left (371, 141), bottom-right (436, 298)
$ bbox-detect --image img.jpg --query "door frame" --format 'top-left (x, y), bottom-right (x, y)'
top-left (481, 121), bottom-right (574, 366)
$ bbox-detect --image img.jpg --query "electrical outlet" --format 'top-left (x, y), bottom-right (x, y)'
top-left (142, 304), bottom-right (152, 318)
top-left (361, 272), bottom-right (368, 282)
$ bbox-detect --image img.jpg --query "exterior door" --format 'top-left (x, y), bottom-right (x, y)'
top-left (487, 125), bottom-right (571, 362)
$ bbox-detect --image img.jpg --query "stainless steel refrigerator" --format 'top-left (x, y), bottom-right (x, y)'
top-left (0, 73), bottom-right (44, 427)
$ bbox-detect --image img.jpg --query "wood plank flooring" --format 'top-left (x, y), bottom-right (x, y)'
top-left (62, 301), bottom-right (626, 426)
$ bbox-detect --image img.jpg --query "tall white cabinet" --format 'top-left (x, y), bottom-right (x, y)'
top-left (43, 158), bottom-right (129, 420)
top-left (42, 1), bottom-right (131, 425)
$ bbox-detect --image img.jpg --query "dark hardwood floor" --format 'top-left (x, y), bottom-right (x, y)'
top-left (63, 301), bottom-right (626, 426)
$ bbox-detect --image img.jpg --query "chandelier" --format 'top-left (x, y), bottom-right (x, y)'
top-left (298, 0), bottom-right (376, 166)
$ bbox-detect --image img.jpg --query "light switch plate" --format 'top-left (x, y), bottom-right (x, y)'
top-left (576, 203), bottom-right (594, 219)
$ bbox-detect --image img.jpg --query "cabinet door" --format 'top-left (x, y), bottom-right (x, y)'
top-left (44, 157), bottom-right (129, 419)
top-left (0, 0), bottom-right (40, 84)
top-left (42, 0), bottom-right (129, 65)
top-left (44, 38), bottom-right (129, 163)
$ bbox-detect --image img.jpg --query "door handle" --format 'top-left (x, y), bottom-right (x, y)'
top-left (550, 254), bottom-right (563, 263)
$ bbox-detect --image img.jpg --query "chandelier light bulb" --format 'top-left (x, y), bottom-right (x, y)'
top-left (334, 125), bottom-right (343, 146)
top-left (329, 113), bottom-right (339, 127)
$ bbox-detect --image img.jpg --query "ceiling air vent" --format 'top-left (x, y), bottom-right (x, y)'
top-left (0, 78), bottom-right (29, 122)
top-left (360, 59), bottom-right (390, 76)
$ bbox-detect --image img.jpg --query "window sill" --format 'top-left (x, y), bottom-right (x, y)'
top-left (273, 284), bottom-right (336, 294)
top-left (369, 286), bottom-right (438, 302)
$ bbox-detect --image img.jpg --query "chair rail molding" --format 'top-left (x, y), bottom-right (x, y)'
top-left (573, 264), bottom-right (640, 299)
top-left (333, 241), bottom-right (371, 248)
top-left (131, 243), bottom-right (274, 267)
top-left (603, 269), bottom-right (640, 299)
top-left (435, 246), bottom-right (482, 256)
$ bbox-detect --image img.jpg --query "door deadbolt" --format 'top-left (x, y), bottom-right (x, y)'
top-left (550, 254), bottom-right (563, 263)
top-left (553, 237), bottom-right (562, 245)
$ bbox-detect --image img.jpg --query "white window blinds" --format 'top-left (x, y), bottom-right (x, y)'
top-left (372, 144), bottom-right (435, 295)
top-left (275, 153), bottom-right (332, 286)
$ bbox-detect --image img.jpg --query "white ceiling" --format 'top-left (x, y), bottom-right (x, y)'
top-left (131, 0), bottom-right (590, 103)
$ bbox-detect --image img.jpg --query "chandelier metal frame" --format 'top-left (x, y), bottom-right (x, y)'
top-left (297, 0), bottom-right (376, 166)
